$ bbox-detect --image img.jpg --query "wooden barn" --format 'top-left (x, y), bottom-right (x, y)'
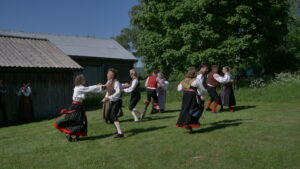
top-left (0, 30), bottom-right (137, 85)
top-left (0, 35), bottom-right (82, 125)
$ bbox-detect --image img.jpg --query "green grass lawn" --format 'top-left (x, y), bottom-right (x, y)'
top-left (1, 96), bottom-right (300, 169)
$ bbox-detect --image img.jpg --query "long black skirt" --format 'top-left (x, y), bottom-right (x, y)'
top-left (220, 85), bottom-right (236, 106)
top-left (54, 102), bottom-right (87, 136)
top-left (176, 91), bottom-right (203, 128)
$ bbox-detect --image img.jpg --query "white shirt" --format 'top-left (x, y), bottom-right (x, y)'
top-left (123, 79), bottom-right (138, 93)
top-left (72, 85), bottom-right (102, 102)
top-left (17, 87), bottom-right (32, 96)
top-left (177, 78), bottom-right (207, 95)
top-left (196, 74), bottom-right (204, 81)
top-left (216, 72), bottom-right (233, 84)
top-left (105, 80), bottom-right (121, 102)
top-left (157, 79), bottom-right (169, 91)
top-left (145, 76), bottom-right (159, 89)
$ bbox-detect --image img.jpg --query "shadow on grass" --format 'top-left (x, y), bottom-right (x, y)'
top-left (161, 109), bottom-right (181, 113)
top-left (120, 115), bottom-right (176, 123)
top-left (125, 126), bottom-right (167, 137)
top-left (80, 126), bottom-right (167, 141)
top-left (234, 105), bottom-right (256, 111)
top-left (195, 118), bottom-right (252, 134)
top-left (80, 133), bottom-right (115, 141)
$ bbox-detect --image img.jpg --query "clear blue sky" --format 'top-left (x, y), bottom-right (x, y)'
top-left (0, 0), bottom-right (139, 38)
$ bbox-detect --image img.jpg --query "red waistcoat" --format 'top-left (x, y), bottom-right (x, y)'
top-left (207, 72), bottom-right (220, 87)
top-left (147, 76), bottom-right (157, 88)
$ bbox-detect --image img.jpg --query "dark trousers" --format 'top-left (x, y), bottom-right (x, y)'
top-left (207, 86), bottom-right (220, 103)
top-left (146, 88), bottom-right (158, 103)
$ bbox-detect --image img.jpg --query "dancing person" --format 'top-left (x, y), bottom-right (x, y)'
top-left (0, 80), bottom-right (8, 126)
top-left (143, 70), bottom-right (160, 117)
top-left (206, 65), bottom-right (223, 113)
top-left (157, 72), bottom-right (169, 113)
top-left (196, 64), bottom-right (209, 108)
top-left (54, 75), bottom-right (103, 142)
top-left (17, 81), bottom-right (34, 122)
top-left (176, 68), bottom-right (207, 133)
top-left (101, 68), bottom-right (125, 138)
top-left (122, 69), bottom-right (141, 122)
top-left (219, 66), bottom-right (236, 112)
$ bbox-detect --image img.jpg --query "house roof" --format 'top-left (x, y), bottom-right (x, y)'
top-left (0, 30), bottom-right (137, 61)
top-left (0, 35), bottom-right (82, 69)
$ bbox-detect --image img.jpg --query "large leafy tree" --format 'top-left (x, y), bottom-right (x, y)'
top-left (130, 0), bottom-right (290, 77)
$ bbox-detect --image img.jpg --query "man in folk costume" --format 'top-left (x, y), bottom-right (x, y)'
top-left (219, 66), bottom-right (236, 112)
top-left (196, 64), bottom-right (209, 108)
top-left (157, 72), bottom-right (169, 113)
top-left (176, 67), bottom-right (207, 133)
top-left (205, 65), bottom-right (225, 113)
top-left (102, 68), bottom-right (124, 138)
top-left (122, 69), bottom-right (141, 122)
top-left (143, 69), bottom-right (160, 117)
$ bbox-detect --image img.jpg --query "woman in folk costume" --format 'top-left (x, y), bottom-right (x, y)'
top-left (157, 72), bottom-right (169, 113)
top-left (176, 68), bottom-right (207, 133)
top-left (122, 69), bottom-right (141, 122)
top-left (219, 66), bottom-right (236, 112)
top-left (143, 70), bottom-right (160, 116)
top-left (101, 68), bottom-right (125, 138)
top-left (196, 64), bottom-right (209, 108)
top-left (17, 81), bottom-right (34, 122)
top-left (54, 75), bottom-right (103, 142)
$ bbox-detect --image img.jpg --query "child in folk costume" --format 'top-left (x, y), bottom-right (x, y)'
top-left (219, 66), bottom-right (236, 112)
top-left (176, 68), bottom-right (207, 133)
top-left (157, 72), bottom-right (169, 113)
top-left (17, 82), bottom-right (34, 122)
top-left (54, 75), bottom-right (103, 142)
top-left (196, 64), bottom-right (209, 108)
top-left (122, 69), bottom-right (141, 122)
top-left (205, 65), bottom-right (226, 113)
top-left (143, 70), bottom-right (160, 116)
top-left (101, 68), bottom-right (125, 138)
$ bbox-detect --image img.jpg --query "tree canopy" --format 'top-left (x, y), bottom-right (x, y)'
top-left (114, 0), bottom-right (300, 77)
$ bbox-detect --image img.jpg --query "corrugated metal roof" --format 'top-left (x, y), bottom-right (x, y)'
top-left (0, 35), bottom-right (82, 69)
top-left (0, 30), bottom-right (137, 61)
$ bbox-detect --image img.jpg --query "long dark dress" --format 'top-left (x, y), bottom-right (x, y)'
top-left (176, 84), bottom-right (203, 128)
top-left (54, 101), bottom-right (87, 136)
top-left (220, 84), bottom-right (236, 106)
top-left (19, 94), bottom-right (34, 122)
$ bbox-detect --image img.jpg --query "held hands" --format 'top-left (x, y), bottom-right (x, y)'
top-left (102, 97), bottom-right (109, 102)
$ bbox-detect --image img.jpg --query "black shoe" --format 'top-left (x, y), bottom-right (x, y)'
top-left (151, 109), bottom-right (158, 114)
top-left (140, 113), bottom-right (145, 120)
top-left (114, 133), bottom-right (124, 138)
top-left (185, 127), bottom-right (193, 134)
top-left (65, 135), bottom-right (73, 142)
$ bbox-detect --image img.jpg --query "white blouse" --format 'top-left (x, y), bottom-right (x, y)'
top-left (105, 80), bottom-right (121, 102)
top-left (158, 79), bottom-right (169, 91)
top-left (215, 72), bottom-right (233, 84)
top-left (177, 78), bottom-right (207, 96)
top-left (123, 79), bottom-right (138, 93)
top-left (72, 85), bottom-right (102, 102)
top-left (17, 87), bottom-right (32, 96)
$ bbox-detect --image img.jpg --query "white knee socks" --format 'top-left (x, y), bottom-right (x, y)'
top-left (114, 121), bottom-right (122, 134)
